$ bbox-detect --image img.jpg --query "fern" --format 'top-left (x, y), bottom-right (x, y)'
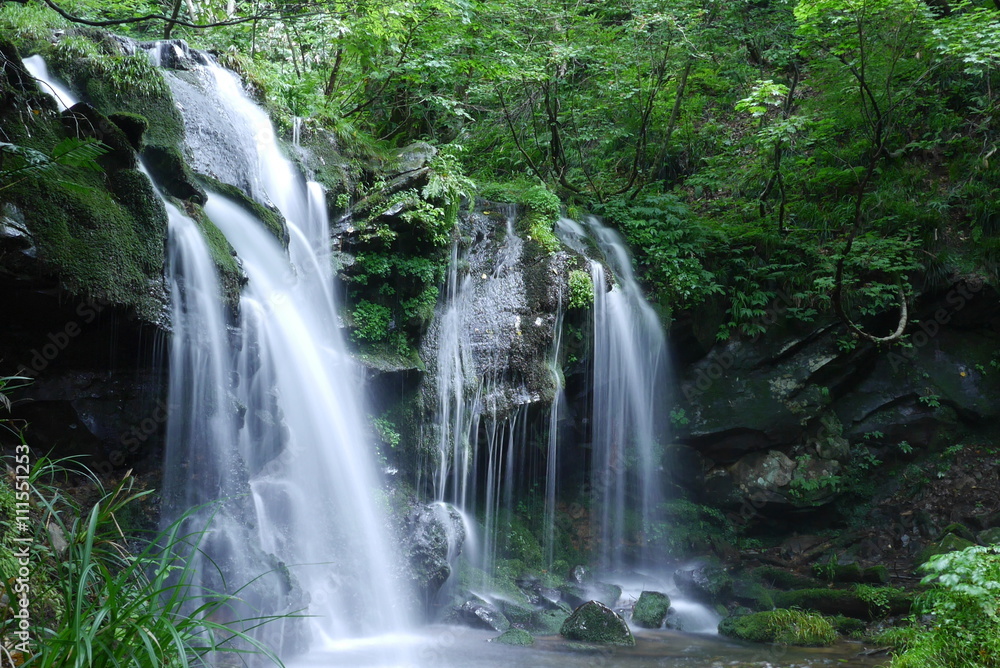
top-left (0, 137), bottom-right (108, 191)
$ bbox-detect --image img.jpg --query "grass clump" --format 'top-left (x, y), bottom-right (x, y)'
top-left (718, 609), bottom-right (837, 646)
top-left (0, 455), bottom-right (287, 667)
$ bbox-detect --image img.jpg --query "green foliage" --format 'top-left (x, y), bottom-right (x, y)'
top-left (718, 609), bottom-right (838, 646)
top-left (2, 457), bottom-right (286, 667)
top-left (351, 300), bottom-right (393, 343)
top-left (0, 137), bottom-right (108, 192)
top-left (886, 546), bottom-right (1000, 667)
top-left (599, 193), bottom-right (723, 309)
top-left (567, 270), bottom-right (593, 310)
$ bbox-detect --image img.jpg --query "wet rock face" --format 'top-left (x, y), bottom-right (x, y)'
top-left (400, 502), bottom-right (466, 600)
top-left (559, 600), bottom-right (635, 646)
top-left (420, 205), bottom-right (571, 421)
top-left (674, 279), bottom-right (1000, 512)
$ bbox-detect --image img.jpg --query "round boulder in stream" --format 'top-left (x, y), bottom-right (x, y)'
top-left (560, 601), bottom-right (635, 646)
top-left (631, 591), bottom-right (671, 628)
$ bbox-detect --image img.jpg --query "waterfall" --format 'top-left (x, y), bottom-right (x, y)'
top-left (557, 216), bottom-right (671, 573)
top-left (542, 291), bottom-right (565, 569)
top-left (27, 44), bottom-right (412, 655)
top-left (148, 45), bottom-right (413, 644)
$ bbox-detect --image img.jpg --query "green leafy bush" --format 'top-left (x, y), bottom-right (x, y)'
top-left (886, 546), bottom-right (1000, 667)
top-left (567, 270), bottom-right (593, 310)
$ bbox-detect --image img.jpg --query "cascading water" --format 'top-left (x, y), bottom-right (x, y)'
top-left (146, 43), bottom-right (412, 647)
top-left (29, 42), bottom-right (412, 657)
top-left (557, 216), bottom-right (671, 574)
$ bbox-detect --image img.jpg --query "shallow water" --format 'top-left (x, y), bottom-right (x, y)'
top-left (286, 626), bottom-right (891, 668)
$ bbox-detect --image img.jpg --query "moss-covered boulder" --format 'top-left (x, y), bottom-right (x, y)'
top-left (748, 565), bottom-right (823, 590)
top-left (492, 629), bottom-right (534, 646)
top-left (144, 144), bottom-right (206, 205)
top-left (108, 112), bottom-right (147, 151)
top-left (673, 561), bottom-right (732, 603)
top-left (917, 533), bottom-right (977, 566)
top-left (631, 591), bottom-right (670, 629)
top-left (560, 601), bottom-right (635, 646)
top-left (718, 609), bottom-right (837, 646)
top-left (62, 102), bottom-right (137, 172)
top-left (773, 587), bottom-right (912, 619)
top-left (977, 527), bottom-right (1000, 545)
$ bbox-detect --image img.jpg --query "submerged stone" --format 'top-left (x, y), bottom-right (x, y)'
top-left (560, 601), bottom-right (635, 646)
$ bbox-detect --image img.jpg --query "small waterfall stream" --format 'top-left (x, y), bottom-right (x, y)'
top-left (557, 216), bottom-right (670, 574)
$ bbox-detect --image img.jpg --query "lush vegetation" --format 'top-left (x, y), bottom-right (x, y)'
top-left (880, 546), bottom-right (1000, 667)
top-left (0, 377), bottom-right (286, 666)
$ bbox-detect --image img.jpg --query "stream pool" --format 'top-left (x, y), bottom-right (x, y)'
top-left (286, 627), bottom-right (891, 667)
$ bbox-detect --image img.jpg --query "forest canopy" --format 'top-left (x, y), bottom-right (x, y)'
top-left (5, 0), bottom-right (1000, 337)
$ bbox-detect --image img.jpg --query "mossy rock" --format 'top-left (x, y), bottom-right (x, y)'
top-left (977, 527), bottom-right (1000, 545)
top-left (108, 112), bottom-right (147, 151)
top-left (718, 609), bottom-right (837, 646)
top-left (917, 533), bottom-right (977, 566)
top-left (144, 144), bottom-right (206, 204)
top-left (829, 614), bottom-right (866, 637)
top-left (813, 561), bottom-right (865, 583)
top-left (631, 591), bottom-right (671, 629)
top-left (198, 174), bottom-right (286, 244)
top-left (62, 102), bottom-right (136, 172)
top-left (492, 629), bottom-right (534, 646)
top-left (560, 601), bottom-right (635, 646)
top-left (531, 608), bottom-right (570, 635)
top-left (731, 579), bottom-right (775, 611)
top-left (940, 523), bottom-right (976, 542)
top-left (748, 566), bottom-right (822, 590)
top-left (773, 587), bottom-right (912, 619)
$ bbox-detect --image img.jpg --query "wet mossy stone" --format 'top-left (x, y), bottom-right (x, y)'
top-left (718, 609), bottom-right (837, 646)
top-left (813, 561), bottom-right (865, 583)
top-left (560, 601), bottom-right (635, 646)
top-left (917, 533), bottom-right (977, 566)
top-left (144, 144), bottom-right (206, 204)
top-left (492, 629), bottom-right (534, 646)
top-left (731, 579), bottom-right (775, 611)
top-left (197, 174), bottom-right (287, 245)
top-left (773, 587), bottom-right (912, 619)
top-left (631, 591), bottom-right (671, 629)
top-left (108, 112), bottom-right (147, 151)
top-left (62, 102), bottom-right (136, 172)
top-left (748, 566), bottom-right (822, 590)
top-left (977, 527), bottom-right (1000, 545)
top-left (829, 614), bottom-right (866, 637)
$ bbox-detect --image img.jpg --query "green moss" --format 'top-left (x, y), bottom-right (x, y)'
top-left (773, 587), bottom-right (912, 619)
top-left (829, 614), bottom-right (866, 637)
top-left (917, 533), bottom-right (977, 566)
top-left (186, 202), bottom-right (242, 305)
top-left (198, 175), bottom-right (286, 243)
top-left (48, 40), bottom-right (185, 150)
top-left (144, 145), bottom-right (205, 204)
top-left (718, 609), bottom-right (837, 646)
top-left (731, 579), bottom-right (775, 611)
top-left (499, 517), bottom-right (543, 568)
top-left (493, 629), bottom-right (534, 646)
top-left (631, 591), bottom-right (671, 628)
top-left (560, 601), bottom-right (635, 646)
top-left (748, 566), bottom-right (822, 590)
top-left (108, 112), bottom-right (148, 151)
top-left (8, 172), bottom-right (166, 319)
